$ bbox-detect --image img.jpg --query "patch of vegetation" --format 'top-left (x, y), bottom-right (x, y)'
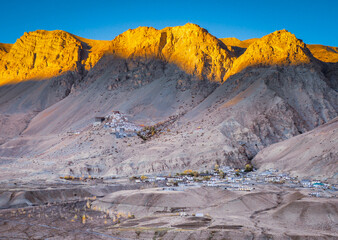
top-left (153, 229), bottom-right (168, 239)
top-left (244, 163), bottom-right (253, 172)
top-left (137, 114), bottom-right (181, 141)
top-left (60, 175), bottom-right (100, 181)
top-left (203, 176), bottom-right (211, 181)
top-left (180, 169), bottom-right (199, 177)
top-left (140, 175), bottom-right (148, 181)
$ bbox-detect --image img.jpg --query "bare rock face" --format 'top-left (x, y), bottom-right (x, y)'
top-left (0, 43), bottom-right (12, 59)
top-left (0, 30), bottom-right (82, 85)
top-left (111, 23), bottom-right (235, 82)
top-left (225, 30), bottom-right (316, 79)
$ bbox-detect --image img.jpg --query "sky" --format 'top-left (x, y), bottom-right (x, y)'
top-left (0, 0), bottom-right (337, 46)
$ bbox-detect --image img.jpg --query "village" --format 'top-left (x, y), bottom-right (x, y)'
top-left (88, 113), bottom-right (338, 200)
top-left (129, 165), bottom-right (337, 199)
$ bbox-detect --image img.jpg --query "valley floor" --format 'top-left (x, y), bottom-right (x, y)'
top-left (0, 177), bottom-right (337, 240)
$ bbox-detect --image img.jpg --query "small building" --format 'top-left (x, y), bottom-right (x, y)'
top-left (94, 117), bottom-right (105, 123)
top-left (156, 177), bottom-right (166, 181)
top-left (180, 212), bottom-right (188, 217)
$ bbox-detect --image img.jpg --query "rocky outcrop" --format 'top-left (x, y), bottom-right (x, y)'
top-left (110, 23), bottom-right (236, 82)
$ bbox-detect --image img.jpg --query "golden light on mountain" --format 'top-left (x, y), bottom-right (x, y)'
top-left (224, 30), bottom-right (315, 80)
top-left (110, 23), bottom-right (235, 82)
top-left (0, 30), bottom-right (110, 86)
top-left (0, 24), bottom-right (337, 87)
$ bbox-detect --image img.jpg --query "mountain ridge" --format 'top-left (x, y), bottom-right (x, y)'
top-left (1, 24), bottom-right (337, 87)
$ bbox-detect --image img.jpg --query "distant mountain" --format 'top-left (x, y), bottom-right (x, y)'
top-left (0, 24), bottom-right (337, 181)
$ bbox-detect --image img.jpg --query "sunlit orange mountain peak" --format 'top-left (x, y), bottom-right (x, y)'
top-left (0, 25), bottom-right (337, 87)
top-left (0, 30), bottom-right (110, 86)
top-left (224, 30), bottom-right (316, 79)
top-left (110, 23), bottom-right (236, 82)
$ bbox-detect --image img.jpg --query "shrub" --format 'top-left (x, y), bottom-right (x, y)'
top-left (129, 176), bottom-right (138, 181)
top-left (244, 164), bottom-right (253, 172)
top-left (140, 175), bottom-right (148, 181)
top-left (203, 176), bottom-right (211, 181)
top-left (182, 169), bottom-right (199, 177)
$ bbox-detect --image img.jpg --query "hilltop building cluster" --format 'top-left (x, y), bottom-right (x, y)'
top-left (94, 111), bottom-right (143, 138)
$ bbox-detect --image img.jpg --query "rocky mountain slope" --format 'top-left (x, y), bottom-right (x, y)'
top-left (253, 117), bottom-right (338, 180)
top-left (0, 24), bottom-right (337, 181)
